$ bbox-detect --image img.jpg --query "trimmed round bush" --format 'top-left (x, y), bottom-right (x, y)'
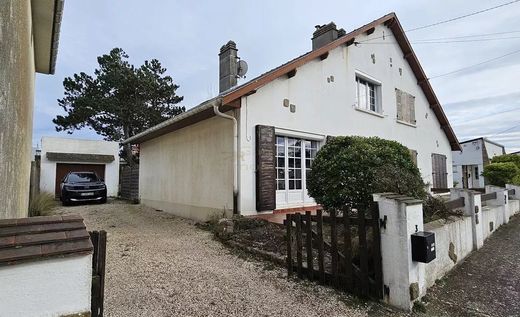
top-left (482, 162), bottom-right (520, 187)
top-left (307, 136), bottom-right (426, 210)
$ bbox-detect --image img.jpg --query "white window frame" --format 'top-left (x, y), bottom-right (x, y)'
top-left (355, 71), bottom-right (382, 114)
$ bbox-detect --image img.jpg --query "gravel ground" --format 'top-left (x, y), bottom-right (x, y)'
top-left (55, 200), bottom-right (403, 317)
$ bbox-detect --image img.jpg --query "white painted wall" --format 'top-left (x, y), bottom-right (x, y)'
top-left (484, 140), bottom-right (505, 159)
top-left (40, 137), bottom-right (120, 196)
top-left (424, 216), bottom-right (473, 288)
top-left (453, 139), bottom-right (505, 188)
top-left (238, 24), bottom-right (454, 214)
top-left (0, 255), bottom-right (92, 317)
top-left (139, 116), bottom-right (234, 221)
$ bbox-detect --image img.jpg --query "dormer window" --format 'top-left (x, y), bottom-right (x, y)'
top-left (355, 72), bottom-right (382, 113)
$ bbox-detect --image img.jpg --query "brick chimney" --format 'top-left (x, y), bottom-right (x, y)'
top-left (312, 22), bottom-right (345, 50)
top-left (219, 40), bottom-right (238, 93)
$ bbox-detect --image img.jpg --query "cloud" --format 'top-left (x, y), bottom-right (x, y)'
top-left (34, 0), bottom-right (520, 153)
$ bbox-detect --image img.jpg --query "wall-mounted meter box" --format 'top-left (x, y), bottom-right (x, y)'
top-left (411, 231), bottom-right (436, 263)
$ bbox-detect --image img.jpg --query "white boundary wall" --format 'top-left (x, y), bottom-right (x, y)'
top-left (0, 255), bottom-right (92, 317)
top-left (375, 184), bottom-right (520, 311)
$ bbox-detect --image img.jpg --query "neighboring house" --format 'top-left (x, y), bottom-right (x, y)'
top-left (0, 0), bottom-right (64, 219)
top-left (40, 137), bottom-right (120, 198)
top-left (453, 137), bottom-right (506, 189)
top-left (124, 13), bottom-right (460, 221)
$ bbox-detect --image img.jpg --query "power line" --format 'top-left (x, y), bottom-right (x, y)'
top-left (452, 108), bottom-right (520, 126)
top-left (355, 36), bottom-right (520, 45)
top-left (356, 2), bottom-right (520, 44)
top-left (406, 0), bottom-right (520, 32)
top-left (413, 30), bottom-right (520, 41)
top-left (488, 122), bottom-right (520, 138)
top-left (429, 48), bottom-right (520, 80)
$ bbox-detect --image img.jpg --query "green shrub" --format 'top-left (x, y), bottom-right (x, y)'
top-left (29, 192), bottom-right (57, 217)
top-left (307, 136), bottom-right (427, 210)
top-left (482, 162), bottom-right (520, 187)
top-left (491, 153), bottom-right (520, 168)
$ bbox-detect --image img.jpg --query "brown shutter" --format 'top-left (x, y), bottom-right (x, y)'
top-left (408, 94), bottom-right (416, 124)
top-left (432, 153), bottom-right (448, 188)
top-left (256, 125), bottom-right (276, 211)
top-left (409, 149), bottom-right (418, 166)
top-left (396, 88), bottom-right (403, 120)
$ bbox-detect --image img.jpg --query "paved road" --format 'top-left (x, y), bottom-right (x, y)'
top-left (422, 214), bottom-right (520, 317)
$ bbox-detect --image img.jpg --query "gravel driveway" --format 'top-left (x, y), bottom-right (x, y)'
top-left (56, 200), bottom-right (396, 317)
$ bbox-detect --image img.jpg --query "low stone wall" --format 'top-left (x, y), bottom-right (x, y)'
top-left (374, 184), bottom-right (520, 311)
top-left (424, 216), bottom-right (473, 288)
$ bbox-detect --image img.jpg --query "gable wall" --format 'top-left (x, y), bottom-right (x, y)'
top-left (238, 24), bottom-right (453, 214)
top-left (139, 115), bottom-right (234, 221)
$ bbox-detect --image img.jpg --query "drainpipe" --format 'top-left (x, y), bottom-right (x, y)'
top-left (213, 104), bottom-right (239, 215)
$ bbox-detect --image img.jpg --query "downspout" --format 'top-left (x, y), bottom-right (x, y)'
top-left (213, 103), bottom-right (239, 215)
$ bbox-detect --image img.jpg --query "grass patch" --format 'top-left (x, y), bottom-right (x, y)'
top-left (29, 192), bottom-right (57, 217)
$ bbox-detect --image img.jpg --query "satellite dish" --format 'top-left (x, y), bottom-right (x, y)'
top-left (237, 60), bottom-right (248, 78)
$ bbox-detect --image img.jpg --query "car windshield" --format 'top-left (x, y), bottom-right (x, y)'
top-left (67, 172), bottom-right (99, 183)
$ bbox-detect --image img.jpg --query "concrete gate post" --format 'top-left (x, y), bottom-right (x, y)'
top-left (450, 188), bottom-right (483, 250)
top-left (373, 193), bottom-right (425, 311)
top-left (485, 185), bottom-right (509, 224)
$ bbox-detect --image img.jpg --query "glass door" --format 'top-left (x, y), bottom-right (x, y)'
top-left (275, 135), bottom-right (319, 208)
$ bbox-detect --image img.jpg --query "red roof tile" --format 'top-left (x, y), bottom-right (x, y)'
top-left (0, 215), bottom-right (93, 265)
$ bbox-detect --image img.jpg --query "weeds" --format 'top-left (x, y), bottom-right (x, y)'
top-left (29, 192), bottom-right (57, 217)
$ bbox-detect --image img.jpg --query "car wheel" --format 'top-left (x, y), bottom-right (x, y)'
top-left (62, 199), bottom-right (70, 206)
top-left (100, 196), bottom-right (107, 204)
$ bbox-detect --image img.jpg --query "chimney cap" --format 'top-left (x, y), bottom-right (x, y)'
top-left (312, 22), bottom-right (338, 39)
top-left (220, 40), bottom-right (237, 54)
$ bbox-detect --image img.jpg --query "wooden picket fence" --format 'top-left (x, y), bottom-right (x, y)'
top-left (285, 206), bottom-right (383, 299)
top-left (90, 230), bottom-right (107, 317)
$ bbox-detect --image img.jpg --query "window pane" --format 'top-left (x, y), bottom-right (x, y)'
top-left (277, 169), bottom-right (285, 179)
top-left (276, 136), bottom-right (285, 145)
top-left (277, 157), bottom-right (285, 167)
top-left (289, 180), bottom-right (295, 190)
top-left (288, 138), bottom-right (296, 146)
top-left (295, 159), bottom-right (301, 168)
top-left (277, 180), bottom-right (285, 190)
top-left (295, 169), bottom-right (301, 179)
top-left (295, 180), bottom-right (302, 189)
top-left (288, 169), bottom-right (294, 179)
top-left (289, 158), bottom-right (294, 168)
top-left (358, 82), bottom-right (367, 109)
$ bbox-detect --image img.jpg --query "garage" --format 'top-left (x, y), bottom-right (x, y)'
top-left (54, 163), bottom-right (106, 198)
top-left (39, 137), bottom-right (120, 199)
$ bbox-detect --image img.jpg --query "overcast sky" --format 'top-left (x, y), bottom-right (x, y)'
top-left (34, 0), bottom-right (520, 152)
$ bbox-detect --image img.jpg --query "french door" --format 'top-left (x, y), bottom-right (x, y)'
top-left (275, 136), bottom-right (319, 208)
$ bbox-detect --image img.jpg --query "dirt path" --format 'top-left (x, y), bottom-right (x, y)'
top-left (55, 200), bottom-right (395, 317)
top-left (422, 214), bottom-right (520, 317)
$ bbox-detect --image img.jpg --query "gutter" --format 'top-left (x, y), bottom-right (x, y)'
top-left (213, 104), bottom-right (239, 215)
top-left (49, 0), bottom-right (64, 74)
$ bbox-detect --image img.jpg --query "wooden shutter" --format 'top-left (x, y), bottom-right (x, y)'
top-left (396, 88), bottom-right (403, 121)
top-left (256, 125), bottom-right (276, 211)
top-left (431, 153), bottom-right (448, 188)
top-left (409, 149), bottom-right (418, 166)
top-left (396, 88), bottom-right (416, 124)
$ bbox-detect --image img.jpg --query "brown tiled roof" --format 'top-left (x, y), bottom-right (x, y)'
top-left (0, 215), bottom-right (93, 265)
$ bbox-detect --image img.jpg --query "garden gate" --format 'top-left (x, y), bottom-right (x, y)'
top-left (285, 205), bottom-right (383, 299)
top-left (90, 230), bottom-right (107, 317)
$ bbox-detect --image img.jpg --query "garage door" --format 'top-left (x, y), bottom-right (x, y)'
top-left (55, 163), bottom-right (106, 198)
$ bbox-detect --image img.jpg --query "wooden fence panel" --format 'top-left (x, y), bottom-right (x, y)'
top-left (90, 230), bottom-right (107, 317)
top-left (119, 166), bottom-right (139, 201)
top-left (285, 206), bottom-right (383, 300)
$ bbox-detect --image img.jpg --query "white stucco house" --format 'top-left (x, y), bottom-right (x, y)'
top-left (124, 13), bottom-right (461, 221)
top-left (452, 137), bottom-right (505, 189)
top-left (40, 137), bottom-right (120, 198)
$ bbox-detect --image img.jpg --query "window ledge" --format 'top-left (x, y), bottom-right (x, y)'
top-left (396, 119), bottom-right (417, 128)
top-left (355, 107), bottom-right (385, 118)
